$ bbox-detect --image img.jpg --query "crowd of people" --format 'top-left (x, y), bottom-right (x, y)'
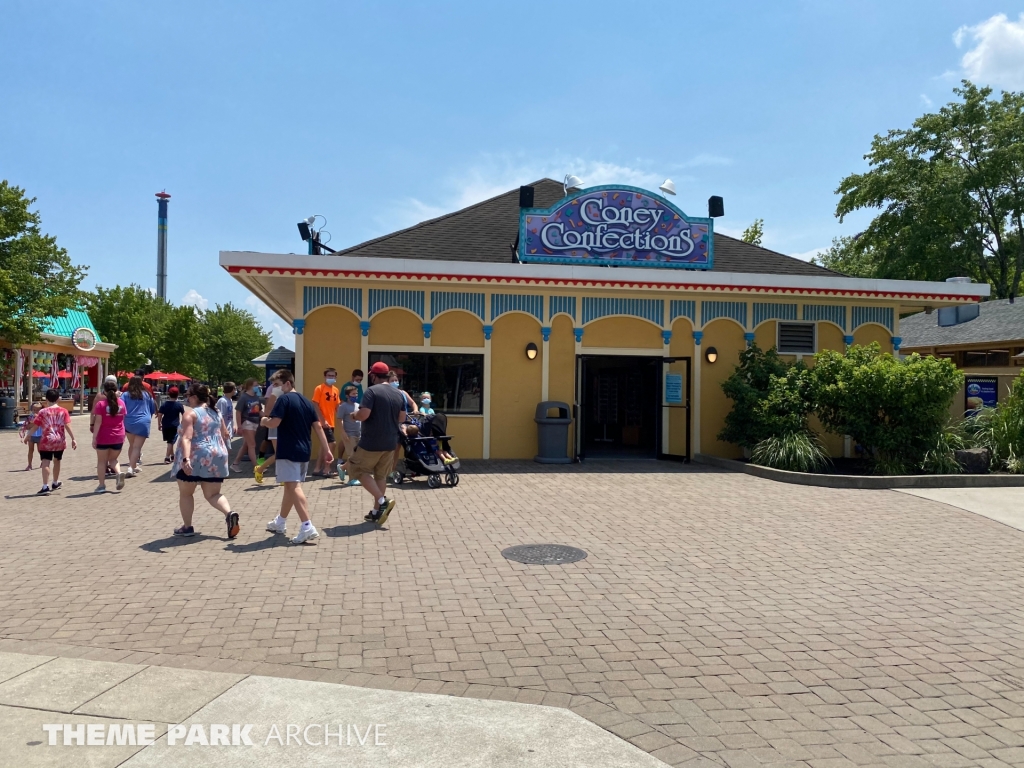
top-left (21, 361), bottom-right (427, 546)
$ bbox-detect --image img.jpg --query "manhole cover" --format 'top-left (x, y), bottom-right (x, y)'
top-left (501, 544), bottom-right (588, 565)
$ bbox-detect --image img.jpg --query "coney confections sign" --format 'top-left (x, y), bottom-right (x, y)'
top-left (519, 185), bottom-right (713, 269)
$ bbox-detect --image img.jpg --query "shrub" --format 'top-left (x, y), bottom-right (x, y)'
top-left (920, 427), bottom-right (966, 475)
top-left (719, 344), bottom-right (804, 448)
top-left (812, 343), bottom-right (963, 474)
top-left (967, 373), bottom-right (1024, 472)
top-left (751, 431), bottom-right (831, 473)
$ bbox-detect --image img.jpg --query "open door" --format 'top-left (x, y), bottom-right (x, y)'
top-left (573, 355), bottom-right (585, 461)
top-left (659, 357), bottom-right (690, 461)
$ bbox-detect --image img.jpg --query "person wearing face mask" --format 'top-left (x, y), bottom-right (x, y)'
top-left (172, 383), bottom-right (239, 539)
top-left (311, 368), bottom-right (340, 477)
top-left (334, 384), bottom-right (362, 485)
top-left (387, 370), bottom-right (419, 482)
top-left (418, 392), bottom-right (435, 416)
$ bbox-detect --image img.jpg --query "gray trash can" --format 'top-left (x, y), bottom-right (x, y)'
top-left (0, 396), bottom-right (15, 429)
top-left (534, 401), bottom-right (572, 464)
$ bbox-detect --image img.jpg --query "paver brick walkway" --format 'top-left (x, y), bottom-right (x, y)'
top-left (3, 415), bottom-right (1024, 766)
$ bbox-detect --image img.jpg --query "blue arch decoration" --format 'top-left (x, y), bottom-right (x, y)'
top-left (670, 299), bottom-right (696, 324)
top-left (581, 297), bottom-right (664, 326)
top-left (752, 302), bottom-right (797, 326)
top-left (803, 304), bottom-right (847, 331)
top-left (701, 300), bottom-right (747, 328)
top-left (303, 286), bottom-right (362, 317)
top-left (430, 291), bottom-right (485, 321)
top-left (368, 289), bottom-right (424, 318)
top-left (491, 293), bottom-right (544, 323)
top-left (851, 306), bottom-right (894, 333)
top-left (548, 295), bottom-right (576, 321)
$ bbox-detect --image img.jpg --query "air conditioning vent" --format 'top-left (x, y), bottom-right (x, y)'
top-left (778, 322), bottom-right (815, 354)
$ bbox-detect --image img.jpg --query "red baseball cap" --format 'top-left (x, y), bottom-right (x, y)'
top-left (168, 386), bottom-right (179, 397)
top-left (369, 361), bottom-right (390, 375)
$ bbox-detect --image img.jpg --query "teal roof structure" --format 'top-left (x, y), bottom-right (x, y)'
top-left (40, 309), bottom-right (101, 342)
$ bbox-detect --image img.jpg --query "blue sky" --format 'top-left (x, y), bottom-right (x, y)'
top-left (2, 1), bottom-right (1022, 345)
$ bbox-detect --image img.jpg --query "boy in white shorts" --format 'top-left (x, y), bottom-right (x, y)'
top-left (260, 370), bottom-right (333, 545)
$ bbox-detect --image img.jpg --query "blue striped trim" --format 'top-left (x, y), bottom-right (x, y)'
top-left (700, 300), bottom-right (747, 328)
top-left (491, 293), bottom-right (544, 322)
top-left (302, 286), bottom-right (362, 317)
top-left (548, 295), bottom-right (576, 321)
top-left (430, 291), bottom-right (485, 321)
top-left (582, 297), bottom-right (664, 326)
top-left (851, 306), bottom-right (894, 332)
top-left (752, 302), bottom-right (797, 326)
top-left (802, 304), bottom-right (847, 330)
top-left (670, 300), bottom-right (695, 324)
top-left (368, 289), bottom-right (424, 318)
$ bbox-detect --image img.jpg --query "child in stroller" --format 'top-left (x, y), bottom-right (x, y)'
top-left (391, 412), bottom-right (460, 488)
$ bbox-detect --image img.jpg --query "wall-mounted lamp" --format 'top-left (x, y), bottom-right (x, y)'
top-left (705, 346), bottom-right (718, 364)
top-left (525, 342), bottom-right (538, 360)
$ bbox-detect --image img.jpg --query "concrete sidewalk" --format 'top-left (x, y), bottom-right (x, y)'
top-left (895, 487), bottom-right (1024, 532)
top-left (0, 650), bottom-right (666, 767)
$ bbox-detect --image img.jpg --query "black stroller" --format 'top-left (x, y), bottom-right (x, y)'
top-left (391, 412), bottom-right (461, 488)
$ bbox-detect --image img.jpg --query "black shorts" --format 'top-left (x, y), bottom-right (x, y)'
top-left (162, 426), bottom-right (178, 444)
top-left (39, 450), bottom-right (65, 461)
top-left (96, 443), bottom-right (123, 452)
top-left (175, 469), bottom-right (224, 484)
top-left (322, 426), bottom-right (335, 443)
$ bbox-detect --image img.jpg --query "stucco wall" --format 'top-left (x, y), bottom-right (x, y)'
top-left (431, 311), bottom-right (483, 347)
top-left (489, 313), bottom-right (543, 459)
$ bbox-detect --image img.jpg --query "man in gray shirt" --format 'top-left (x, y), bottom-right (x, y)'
top-left (349, 361), bottom-right (406, 524)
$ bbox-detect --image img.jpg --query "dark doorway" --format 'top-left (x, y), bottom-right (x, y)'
top-left (576, 355), bottom-right (660, 459)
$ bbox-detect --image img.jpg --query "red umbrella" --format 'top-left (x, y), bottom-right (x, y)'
top-left (144, 370), bottom-right (168, 380)
top-left (57, 370), bottom-right (73, 378)
top-left (31, 370), bottom-right (49, 378)
top-left (164, 372), bottom-right (191, 381)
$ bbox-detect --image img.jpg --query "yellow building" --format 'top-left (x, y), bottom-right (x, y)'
top-left (222, 179), bottom-right (988, 461)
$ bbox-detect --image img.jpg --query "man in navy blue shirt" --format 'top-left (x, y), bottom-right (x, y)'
top-left (260, 369), bottom-right (334, 545)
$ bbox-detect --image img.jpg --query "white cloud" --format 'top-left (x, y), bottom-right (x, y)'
top-left (788, 246), bottom-right (830, 263)
top-left (381, 153), bottom-right (725, 233)
top-left (180, 289), bottom-right (209, 312)
top-left (920, 94), bottom-right (933, 108)
top-left (954, 13), bottom-right (1024, 90)
top-left (244, 295), bottom-right (293, 348)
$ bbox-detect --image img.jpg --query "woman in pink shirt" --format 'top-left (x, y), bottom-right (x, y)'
top-left (91, 380), bottom-right (127, 493)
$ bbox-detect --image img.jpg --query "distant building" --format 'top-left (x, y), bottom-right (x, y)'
top-left (900, 298), bottom-right (1024, 414)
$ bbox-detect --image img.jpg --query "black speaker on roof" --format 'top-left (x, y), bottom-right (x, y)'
top-left (519, 185), bottom-right (535, 208)
top-left (708, 196), bottom-right (724, 218)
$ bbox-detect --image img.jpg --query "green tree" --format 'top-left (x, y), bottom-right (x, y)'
top-left (837, 82), bottom-right (1024, 298)
top-left (158, 304), bottom-right (206, 378)
top-left (740, 218), bottom-right (764, 246)
top-left (202, 303), bottom-right (272, 384)
top-left (811, 236), bottom-right (878, 277)
top-left (0, 181), bottom-right (87, 344)
top-left (85, 285), bottom-right (170, 373)
top-left (812, 343), bottom-right (963, 474)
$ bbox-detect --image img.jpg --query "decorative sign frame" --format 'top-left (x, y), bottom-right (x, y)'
top-left (71, 327), bottom-right (97, 352)
top-left (519, 185), bottom-right (713, 269)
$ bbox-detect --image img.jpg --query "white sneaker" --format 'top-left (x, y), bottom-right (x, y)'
top-left (291, 526), bottom-right (319, 545)
top-left (266, 519), bottom-right (286, 535)
top-left (115, 472), bottom-right (126, 491)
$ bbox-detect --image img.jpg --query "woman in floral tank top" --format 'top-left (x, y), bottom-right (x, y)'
top-left (171, 383), bottom-right (239, 539)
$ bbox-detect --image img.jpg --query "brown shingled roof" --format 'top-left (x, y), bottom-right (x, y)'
top-left (335, 178), bottom-right (836, 277)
